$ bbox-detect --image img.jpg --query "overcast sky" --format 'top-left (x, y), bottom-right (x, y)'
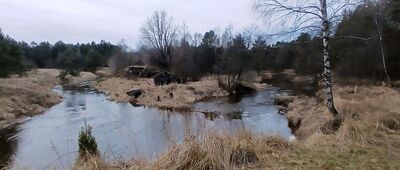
top-left (0, 0), bottom-right (263, 48)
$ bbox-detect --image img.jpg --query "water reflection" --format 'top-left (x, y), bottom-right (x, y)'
top-left (0, 126), bottom-right (19, 168)
top-left (1, 86), bottom-right (292, 169)
top-left (65, 92), bottom-right (87, 112)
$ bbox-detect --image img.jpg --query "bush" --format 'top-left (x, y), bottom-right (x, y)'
top-left (78, 121), bottom-right (98, 159)
top-left (57, 69), bottom-right (80, 81)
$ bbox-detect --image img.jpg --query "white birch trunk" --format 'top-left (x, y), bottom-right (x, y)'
top-left (320, 0), bottom-right (339, 115)
top-left (375, 18), bottom-right (391, 84)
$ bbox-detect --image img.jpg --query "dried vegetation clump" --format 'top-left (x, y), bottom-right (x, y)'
top-left (74, 132), bottom-right (292, 170)
top-left (94, 76), bottom-right (228, 109)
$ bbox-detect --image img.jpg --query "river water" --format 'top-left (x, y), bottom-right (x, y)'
top-left (0, 85), bottom-right (293, 169)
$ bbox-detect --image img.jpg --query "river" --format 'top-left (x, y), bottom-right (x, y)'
top-left (0, 85), bottom-right (293, 169)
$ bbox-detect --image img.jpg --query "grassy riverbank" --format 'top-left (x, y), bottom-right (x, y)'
top-left (2, 68), bottom-right (399, 169)
top-left (76, 79), bottom-right (400, 169)
top-left (93, 76), bottom-right (228, 109)
top-left (0, 69), bottom-right (97, 129)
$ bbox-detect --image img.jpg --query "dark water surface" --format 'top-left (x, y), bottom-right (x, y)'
top-left (0, 86), bottom-right (293, 169)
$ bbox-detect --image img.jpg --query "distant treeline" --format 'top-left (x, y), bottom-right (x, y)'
top-left (0, 32), bottom-right (119, 77)
top-left (1, 1), bottom-right (400, 82)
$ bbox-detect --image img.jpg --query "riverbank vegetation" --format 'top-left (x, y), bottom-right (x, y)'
top-left (0, 69), bottom-right (97, 128)
top-left (72, 83), bottom-right (400, 170)
top-left (94, 76), bottom-right (228, 109)
top-left (1, 0), bottom-right (400, 169)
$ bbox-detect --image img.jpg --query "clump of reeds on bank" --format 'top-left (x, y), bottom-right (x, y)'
top-left (151, 132), bottom-right (289, 169)
top-left (73, 131), bottom-right (291, 170)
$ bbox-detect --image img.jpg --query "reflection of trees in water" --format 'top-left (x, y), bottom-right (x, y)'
top-left (0, 126), bottom-right (19, 168)
top-left (65, 93), bottom-right (86, 112)
top-left (182, 113), bottom-right (192, 136)
top-left (160, 111), bottom-right (176, 144)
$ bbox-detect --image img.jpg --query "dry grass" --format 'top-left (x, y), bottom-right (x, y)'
top-left (286, 85), bottom-right (400, 140)
top-left (74, 132), bottom-right (292, 170)
top-left (284, 84), bottom-right (400, 166)
top-left (0, 69), bottom-right (98, 128)
top-left (93, 76), bottom-right (228, 109)
top-left (335, 86), bottom-right (400, 146)
top-left (0, 69), bottom-right (61, 124)
top-left (7, 68), bottom-right (400, 169)
top-left (286, 95), bottom-right (330, 139)
top-left (77, 78), bottom-right (400, 169)
top-left (77, 125), bottom-right (400, 169)
top-left (151, 132), bottom-right (289, 170)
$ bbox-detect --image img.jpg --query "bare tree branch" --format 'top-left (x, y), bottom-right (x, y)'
top-left (254, 0), bottom-right (362, 118)
top-left (140, 11), bottom-right (177, 69)
top-left (333, 35), bottom-right (373, 41)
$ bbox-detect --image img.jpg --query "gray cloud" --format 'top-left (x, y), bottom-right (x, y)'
top-left (0, 0), bottom-right (262, 48)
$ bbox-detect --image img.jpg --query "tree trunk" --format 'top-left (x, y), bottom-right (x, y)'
top-left (320, 0), bottom-right (339, 116)
top-left (375, 18), bottom-right (391, 85)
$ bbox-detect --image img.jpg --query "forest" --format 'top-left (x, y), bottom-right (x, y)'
top-left (1, 0), bottom-right (399, 83)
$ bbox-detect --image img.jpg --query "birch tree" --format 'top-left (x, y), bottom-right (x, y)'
top-left (221, 25), bottom-right (234, 48)
top-left (254, 0), bottom-right (360, 120)
top-left (192, 33), bottom-right (203, 47)
top-left (243, 24), bottom-right (259, 49)
top-left (370, 0), bottom-right (391, 84)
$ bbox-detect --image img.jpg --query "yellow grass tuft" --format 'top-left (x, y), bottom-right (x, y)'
top-left (152, 132), bottom-right (289, 170)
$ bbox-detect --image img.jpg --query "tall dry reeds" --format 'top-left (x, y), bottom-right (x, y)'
top-left (73, 131), bottom-right (290, 170)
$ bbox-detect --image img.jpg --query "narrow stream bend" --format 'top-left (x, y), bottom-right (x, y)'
top-left (0, 85), bottom-right (293, 169)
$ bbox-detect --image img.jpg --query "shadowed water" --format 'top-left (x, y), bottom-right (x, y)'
top-left (0, 86), bottom-right (292, 169)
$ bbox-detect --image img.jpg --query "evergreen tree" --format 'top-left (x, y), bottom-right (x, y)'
top-left (0, 30), bottom-right (25, 77)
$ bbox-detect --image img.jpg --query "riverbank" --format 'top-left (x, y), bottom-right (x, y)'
top-left (3, 68), bottom-right (400, 168)
top-left (75, 83), bottom-right (400, 169)
top-left (73, 69), bottom-right (400, 169)
top-left (280, 84), bottom-right (400, 168)
top-left (280, 80), bottom-right (400, 140)
top-left (0, 69), bottom-right (97, 129)
top-left (93, 76), bottom-right (229, 109)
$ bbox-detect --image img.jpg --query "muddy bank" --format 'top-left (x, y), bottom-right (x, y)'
top-left (93, 76), bottom-right (229, 109)
top-left (0, 69), bottom-right (98, 129)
